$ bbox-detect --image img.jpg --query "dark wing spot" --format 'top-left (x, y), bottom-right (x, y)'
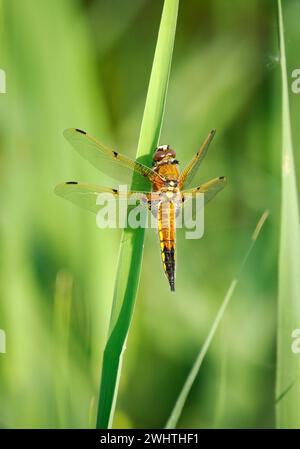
top-left (66, 181), bottom-right (78, 185)
top-left (112, 189), bottom-right (118, 194)
top-left (113, 151), bottom-right (118, 158)
top-left (219, 176), bottom-right (225, 180)
top-left (75, 128), bottom-right (86, 135)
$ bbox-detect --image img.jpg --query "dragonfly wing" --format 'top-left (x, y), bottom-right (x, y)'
top-left (55, 181), bottom-right (148, 214)
top-left (64, 128), bottom-right (160, 190)
top-left (182, 176), bottom-right (227, 204)
top-left (179, 129), bottom-right (216, 189)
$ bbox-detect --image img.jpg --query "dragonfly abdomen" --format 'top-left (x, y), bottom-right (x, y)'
top-left (158, 201), bottom-right (176, 292)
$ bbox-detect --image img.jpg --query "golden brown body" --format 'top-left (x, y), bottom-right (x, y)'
top-left (157, 200), bottom-right (176, 291)
top-left (152, 148), bottom-right (181, 291)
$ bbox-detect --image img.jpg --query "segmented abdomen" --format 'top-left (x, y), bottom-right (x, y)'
top-left (158, 201), bottom-right (176, 292)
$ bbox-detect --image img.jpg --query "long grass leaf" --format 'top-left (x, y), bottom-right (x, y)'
top-left (275, 0), bottom-right (300, 429)
top-left (165, 211), bottom-right (269, 429)
top-left (96, 0), bottom-right (179, 429)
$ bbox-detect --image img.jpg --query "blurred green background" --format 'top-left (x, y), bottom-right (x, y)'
top-left (0, 0), bottom-right (299, 429)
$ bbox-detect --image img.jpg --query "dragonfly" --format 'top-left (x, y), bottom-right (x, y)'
top-left (55, 128), bottom-right (226, 292)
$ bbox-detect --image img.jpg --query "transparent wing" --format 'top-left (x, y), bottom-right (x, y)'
top-left (64, 128), bottom-right (162, 190)
top-left (182, 176), bottom-right (227, 204)
top-left (179, 129), bottom-right (216, 189)
top-left (55, 181), bottom-right (148, 214)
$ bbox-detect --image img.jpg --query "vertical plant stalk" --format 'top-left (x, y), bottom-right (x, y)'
top-left (53, 271), bottom-right (73, 427)
top-left (165, 211), bottom-right (269, 429)
top-left (96, 0), bottom-right (179, 429)
top-left (276, 0), bottom-right (300, 429)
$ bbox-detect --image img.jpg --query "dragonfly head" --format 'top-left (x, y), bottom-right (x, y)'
top-left (153, 145), bottom-right (176, 163)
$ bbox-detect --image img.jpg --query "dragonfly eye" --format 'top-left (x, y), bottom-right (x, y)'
top-left (153, 150), bottom-right (166, 161)
top-left (166, 149), bottom-right (176, 158)
top-left (153, 147), bottom-right (176, 161)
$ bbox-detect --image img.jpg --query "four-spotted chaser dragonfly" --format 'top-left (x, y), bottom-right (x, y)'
top-left (55, 128), bottom-right (226, 291)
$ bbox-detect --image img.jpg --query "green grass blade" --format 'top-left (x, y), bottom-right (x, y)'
top-left (165, 211), bottom-right (269, 429)
top-left (275, 0), bottom-right (300, 429)
top-left (53, 271), bottom-right (73, 427)
top-left (96, 0), bottom-right (179, 429)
